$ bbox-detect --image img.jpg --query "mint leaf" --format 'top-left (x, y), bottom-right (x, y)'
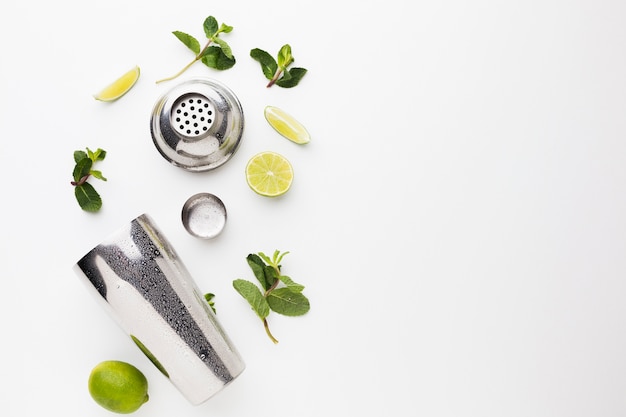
top-left (258, 252), bottom-right (270, 264)
top-left (277, 44), bottom-right (293, 69)
top-left (73, 158), bottom-right (92, 183)
top-left (212, 37), bottom-right (233, 59)
top-left (92, 148), bottom-right (106, 161)
top-left (204, 293), bottom-right (216, 314)
top-left (74, 150), bottom-right (88, 163)
top-left (75, 182), bottom-right (102, 212)
top-left (71, 147), bottom-right (107, 211)
top-left (132, 335), bottom-right (169, 378)
top-left (250, 48), bottom-right (277, 80)
top-left (276, 67), bottom-right (307, 88)
top-left (203, 16), bottom-right (219, 37)
top-left (234, 250), bottom-right (309, 343)
top-left (157, 16), bottom-right (235, 83)
top-left (273, 250), bottom-right (289, 266)
top-left (267, 288), bottom-right (310, 316)
top-left (89, 170), bottom-right (107, 181)
top-left (259, 250), bottom-right (288, 270)
top-left (173, 31), bottom-right (200, 54)
top-left (277, 275), bottom-right (304, 293)
top-left (85, 147), bottom-right (106, 163)
top-left (200, 46), bottom-right (236, 70)
top-left (264, 265), bottom-right (279, 288)
top-left (219, 23), bottom-right (233, 34)
top-left (233, 279), bottom-right (270, 319)
top-left (246, 254), bottom-right (269, 290)
top-left (258, 251), bottom-right (274, 266)
top-left (87, 148), bottom-right (106, 162)
top-left (251, 44), bottom-right (307, 88)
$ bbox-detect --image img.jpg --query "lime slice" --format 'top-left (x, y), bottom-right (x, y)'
top-left (94, 66), bottom-right (140, 102)
top-left (264, 106), bottom-right (311, 144)
top-left (88, 360), bottom-right (149, 414)
top-left (245, 151), bottom-right (294, 197)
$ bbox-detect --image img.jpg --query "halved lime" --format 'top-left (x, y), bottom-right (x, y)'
top-left (245, 151), bottom-right (294, 197)
top-left (94, 66), bottom-right (140, 102)
top-left (264, 106), bottom-right (310, 144)
top-left (88, 360), bottom-right (149, 414)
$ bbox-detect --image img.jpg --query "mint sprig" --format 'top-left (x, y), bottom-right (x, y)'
top-left (250, 44), bottom-right (307, 88)
top-left (233, 250), bottom-right (310, 343)
top-left (156, 16), bottom-right (235, 84)
top-left (70, 148), bottom-right (107, 212)
top-left (204, 293), bottom-right (217, 314)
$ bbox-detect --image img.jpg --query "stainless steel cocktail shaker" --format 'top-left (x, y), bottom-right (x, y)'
top-left (74, 213), bottom-right (245, 405)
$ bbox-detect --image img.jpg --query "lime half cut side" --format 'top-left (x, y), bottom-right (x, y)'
top-left (245, 151), bottom-right (294, 197)
top-left (94, 66), bottom-right (140, 102)
top-left (264, 106), bottom-right (311, 144)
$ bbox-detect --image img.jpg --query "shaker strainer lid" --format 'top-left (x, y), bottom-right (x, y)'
top-left (150, 78), bottom-right (244, 172)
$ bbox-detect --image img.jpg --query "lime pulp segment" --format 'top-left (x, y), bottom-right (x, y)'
top-left (245, 151), bottom-right (294, 197)
top-left (94, 66), bottom-right (141, 102)
top-left (264, 106), bottom-right (310, 144)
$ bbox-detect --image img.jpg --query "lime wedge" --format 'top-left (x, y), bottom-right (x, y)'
top-left (245, 151), bottom-right (294, 197)
top-left (264, 106), bottom-right (310, 144)
top-left (94, 66), bottom-right (140, 102)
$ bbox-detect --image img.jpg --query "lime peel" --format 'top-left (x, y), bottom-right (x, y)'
top-left (264, 106), bottom-right (310, 144)
top-left (88, 360), bottom-right (149, 414)
top-left (94, 66), bottom-right (141, 102)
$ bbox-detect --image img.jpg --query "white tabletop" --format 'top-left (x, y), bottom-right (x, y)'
top-left (2, 0), bottom-right (626, 416)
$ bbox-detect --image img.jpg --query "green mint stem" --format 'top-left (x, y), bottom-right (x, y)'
top-left (264, 318), bottom-right (279, 344)
top-left (261, 263), bottom-right (282, 343)
top-left (156, 59), bottom-right (197, 83)
top-left (156, 39), bottom-right (214, 84)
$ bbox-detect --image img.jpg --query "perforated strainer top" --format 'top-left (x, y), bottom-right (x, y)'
top-left (171, 93), bottom-right (216, 138)
top-left (150, 78), bottom-right (244, 172)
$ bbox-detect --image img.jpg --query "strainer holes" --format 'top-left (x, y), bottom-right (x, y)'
top-left (171, 93), bottom-right (216, 138)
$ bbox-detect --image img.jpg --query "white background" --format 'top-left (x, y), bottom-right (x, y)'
top-left (1, 0), bottom-right (626, 416)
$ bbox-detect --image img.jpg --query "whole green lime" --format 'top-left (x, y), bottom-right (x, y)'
top-left (88, 360), bottom-right (149, 414)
